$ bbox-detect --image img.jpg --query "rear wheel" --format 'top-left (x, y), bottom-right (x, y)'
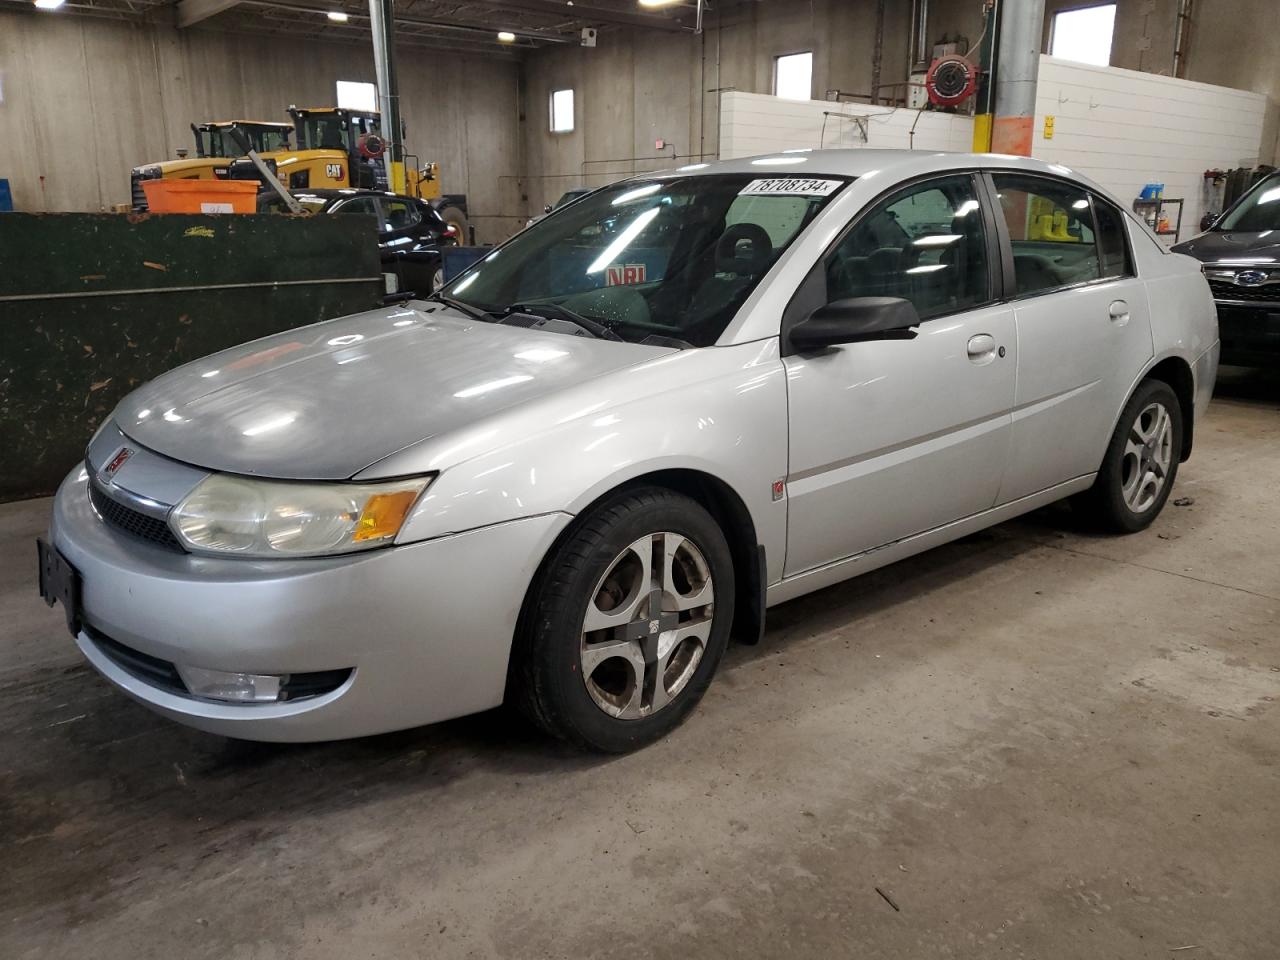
top-left (437, 205), bottom-right (469, 244)
top-left (1076, 379), bottom-right (1182, 533)
top-left (510, 488), bottom-right (734, 752)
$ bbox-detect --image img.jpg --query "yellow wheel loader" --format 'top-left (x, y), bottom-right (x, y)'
top-left (129, 121), bottom-right (292, 211)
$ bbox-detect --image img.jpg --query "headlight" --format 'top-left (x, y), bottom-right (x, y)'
top-left (170, 474), bottom-right (434, 558)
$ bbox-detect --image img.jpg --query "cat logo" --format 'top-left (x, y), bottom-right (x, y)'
top-left (325, 163), bottom-right (344, 180)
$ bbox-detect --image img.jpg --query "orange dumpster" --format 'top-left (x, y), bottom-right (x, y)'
top-left (141, 179), bottom-right (258, 214)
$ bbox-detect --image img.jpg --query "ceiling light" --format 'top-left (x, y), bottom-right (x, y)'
top-left (497, 30), bottom-right (517, 42)
top-left (327, 10), bottom-right (348, 21)
top-left (34, 0), bottom-right (66, 9)
top-left (638, 0), bottom-right (682, 7)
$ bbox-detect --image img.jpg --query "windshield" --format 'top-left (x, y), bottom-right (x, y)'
top-left (1215, 177), bottom-right (1280, 232)
top-left (297, 115), bottom-right (380, 151)
top-left (444, 174), bottom-right (847, 346)
top-left (196, 127), bottom-right (290, 158)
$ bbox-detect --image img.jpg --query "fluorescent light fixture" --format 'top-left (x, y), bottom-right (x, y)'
top-left (612, 183), bottom-right (661, 205)
top-left (751, 156), bottom-right (807, 166)
top-left (453, 375), bottom-right (533, 399)
top-left (587, 207), bottom-right (661, 274)
top-left (327, 10), bottom-right (348, 21)
top-left (497, 30), bottom-right (516, 42)
top-left (638, 0), bottom-right (681, 6)
top-left (34, 0), bottom-right (65, 9)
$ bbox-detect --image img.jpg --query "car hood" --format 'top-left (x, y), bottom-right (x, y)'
top-left (114, 304), bottom-right (673, 480)
top-left (1171, 231), bottom-right (1280, 263)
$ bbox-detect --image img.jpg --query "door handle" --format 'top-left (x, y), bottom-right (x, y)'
top-left (1109, 300), bottom-right (1130, 325)
top-left (966, 333), bottom-right (997, 364)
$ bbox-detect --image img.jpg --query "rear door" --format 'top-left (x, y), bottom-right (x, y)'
top-left (986, 173), bottom-right (1155, 502)
top-left (783, 172), bottom-right (1018, 575)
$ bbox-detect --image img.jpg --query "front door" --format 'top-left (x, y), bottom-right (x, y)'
top-left (783, 173), bottom-right (1018, 576)
top-left (986, 173), bottom-right (1155, 502)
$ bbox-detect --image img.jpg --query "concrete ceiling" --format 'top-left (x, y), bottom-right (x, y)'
top-left (0, 0), bottom-right (722, 54)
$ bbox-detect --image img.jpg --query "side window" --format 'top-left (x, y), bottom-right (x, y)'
top-left (825, 174), bottom-right (990, 320)
top-left (1093, 196), bottom-right (1132, 278)
top-left (382, 199), bottom-right (422, 232)
top-left (992, 174), bottom-right (1101, 296)
top-left (333, 197), bottom-right (379, 218)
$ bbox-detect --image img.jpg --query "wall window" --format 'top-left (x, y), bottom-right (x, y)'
top-left (992, 174), bottom-right (1101, 296)
top-left (336, 80), bottom-right (377, 113)
top-left (773, 51), bottom-right (813, 101)
top-left (826, 174), bottom-right (990, 320)
top-left (1049, 4), bottom-right (1116, 66)
top-left (550, 88), bottom-right (575, 133)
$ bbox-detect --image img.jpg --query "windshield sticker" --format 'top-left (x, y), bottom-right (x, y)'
top-left (739, 178), bottom-right (843, 197)
top-left (606, 263), bottom-right (648, 286)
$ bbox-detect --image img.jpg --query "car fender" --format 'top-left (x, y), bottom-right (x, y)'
top-left (373, 339), bottom-right (790, 583)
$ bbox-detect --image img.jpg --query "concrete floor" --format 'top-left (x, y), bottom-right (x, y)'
top-left (3, 367), bottom-right (1278, 960)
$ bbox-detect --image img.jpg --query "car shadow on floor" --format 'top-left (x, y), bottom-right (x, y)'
top-left (3, 505), bottom-right (1072, 841)
top-left (1213, 363), bottom-right (1280, 405)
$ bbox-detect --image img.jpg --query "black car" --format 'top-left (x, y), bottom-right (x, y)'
top-left (261, 189), bottom-right (458, 293)
top-left (1173, 172), bottom-right (1280, 366)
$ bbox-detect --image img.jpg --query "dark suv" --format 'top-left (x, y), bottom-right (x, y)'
top-left (1173, 172), bottom-right (1280, 366)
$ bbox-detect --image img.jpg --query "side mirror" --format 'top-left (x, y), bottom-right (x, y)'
top-left (789, 297), bottom-right (920, 352)
top-left (544, 204), bottom-right (554, 214)
top-left (1200, 212), bottom-right (1219, 232)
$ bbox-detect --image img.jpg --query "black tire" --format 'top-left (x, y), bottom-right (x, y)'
top-left (1075, 379), bottom-right (1183, 533)
top-left (510, 487), bottom-right (735, 753)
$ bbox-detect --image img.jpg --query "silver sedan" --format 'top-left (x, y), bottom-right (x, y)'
top-left (41, 150), bottom-right (1219, 752)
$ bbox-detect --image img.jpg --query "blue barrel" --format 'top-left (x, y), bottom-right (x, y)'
top-left (0, 179), bottom-right (13, 212)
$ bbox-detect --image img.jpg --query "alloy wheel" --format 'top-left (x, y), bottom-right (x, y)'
top-left (1121, 401), bottom-right (1174, 513)
top-left (580, 532), bottom-right (715, 720)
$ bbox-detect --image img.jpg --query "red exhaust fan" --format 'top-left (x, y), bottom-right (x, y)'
top-left (925, 54), bottom-right (978, 108)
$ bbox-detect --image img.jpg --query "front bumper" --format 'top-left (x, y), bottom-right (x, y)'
top-left (51, 466), bottom-right (571, 741)
top-left (1215, 303), bottom-right (1280, 366)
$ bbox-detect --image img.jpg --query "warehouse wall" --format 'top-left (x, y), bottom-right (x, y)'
top-left (519, 0), bottom-right (990, 213)
top-left (719, 92), bottom-right (976, 158)
top-left (1031, 56), bottom-right (1268, 238)
top-left (0, 10), bottom-right (525, 240)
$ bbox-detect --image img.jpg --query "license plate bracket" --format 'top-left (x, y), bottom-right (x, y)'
top-left (37, 538), bottom-right (82, 637)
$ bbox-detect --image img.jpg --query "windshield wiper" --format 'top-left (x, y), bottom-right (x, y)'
top-left (424, 291), bottom-right (490, 320)
top-left (502, 302), bottom-right (625, 342)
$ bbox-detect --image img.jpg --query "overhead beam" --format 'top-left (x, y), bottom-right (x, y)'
top-left (473, 0), bottom-right (689, 32)
top-left (177, 0), bottom-right (241, 28)
top-left (239, 0), bottom-right (574, 44)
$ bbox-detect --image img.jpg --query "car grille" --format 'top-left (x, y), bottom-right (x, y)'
top-left (86, 626), bottom-right (353, 702)
top-left (88, 481), bottom-right (184, 552)
top-left (1207, 278), bottom-right (1280, 305)
top-left (130, 169), bottom-right (159, 211)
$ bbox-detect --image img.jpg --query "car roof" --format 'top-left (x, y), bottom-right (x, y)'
top-left (647, 149), bottom-right (1105, 189)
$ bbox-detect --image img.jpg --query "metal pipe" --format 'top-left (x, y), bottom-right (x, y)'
top-left (870, 0), bottom-right (886, 105)
top-left (971, 0), bottom-right (1001, 151)
top-left (1173, 0), bottom-right (1193, 78)
top-left (908, 0), bottom-right (930, 72)
top-left (368, 0), bottom-right (404, 192)
top-left (991, 0), bottom-right (1044, 156)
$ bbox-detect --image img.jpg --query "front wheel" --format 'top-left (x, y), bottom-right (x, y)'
top-left (510, 488), bottom-right (734, 753)
top-left (1076, 379), bottom-right (1183, 533)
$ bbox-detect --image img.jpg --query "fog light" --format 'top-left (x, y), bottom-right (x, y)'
top-left (177, 664), bottom-right (284, 703)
